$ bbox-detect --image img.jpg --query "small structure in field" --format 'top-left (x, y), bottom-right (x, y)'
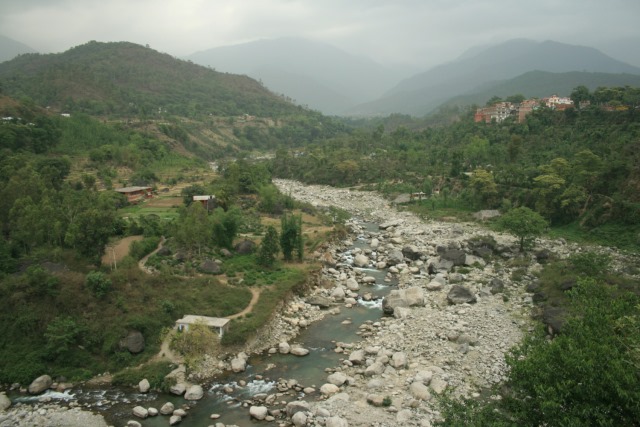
top-left (193, 195), bottom-right (217, 211)
top-left (115, 186), bottom-right (153, 203)
top-left (175, 315), bottom-right (230, 337)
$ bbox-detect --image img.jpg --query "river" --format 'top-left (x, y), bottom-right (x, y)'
top-left (13, 221), bottom-right (395, 427)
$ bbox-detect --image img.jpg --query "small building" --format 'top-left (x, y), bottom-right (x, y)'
top-left (175, 315), bottom-right (230, 338)
top-left (115, 186), bottom-right (153, 203)
top-left (193, 195), bottom-right (217, 211)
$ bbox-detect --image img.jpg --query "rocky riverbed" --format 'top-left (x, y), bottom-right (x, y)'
top-left (266, 179), bottom-right (632, 427)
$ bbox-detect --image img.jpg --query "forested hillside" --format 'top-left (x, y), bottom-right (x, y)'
top-left (272, 87), bottom-right (640, 250)
top-left (0, 41), bottom-right (303, 118)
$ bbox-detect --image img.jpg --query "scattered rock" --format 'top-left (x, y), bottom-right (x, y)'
top-left (120, 330), bottom-right (145, 354)
top-left (138, 379), bottom-right (150, 393)
top-left (447, 285), bottom-right (477, 305)
top-left (132, 406), bottom-right (148, 419)
top-left (249, 405), bottom-right (268, 420)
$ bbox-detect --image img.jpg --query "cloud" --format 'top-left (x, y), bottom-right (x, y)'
top-left (1, 0), bottom-right (639, 68)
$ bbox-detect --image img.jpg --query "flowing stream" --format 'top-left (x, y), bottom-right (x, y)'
top-left (13, 221), bottom-right (395, 427)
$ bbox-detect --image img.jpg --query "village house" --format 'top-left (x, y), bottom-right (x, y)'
top-left (543, 94), bottom-right (574, 110)
top-left (114, 186), bottom-right (153, 203)
top-left (175, 315), bottom-right (230, 338)
top-left (474, 102), bottom-right (515, 123)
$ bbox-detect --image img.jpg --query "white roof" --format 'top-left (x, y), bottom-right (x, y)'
top-left (176, 315), bottom-right (230, 328)
top-left (193, 195), bottom-right (215, 201)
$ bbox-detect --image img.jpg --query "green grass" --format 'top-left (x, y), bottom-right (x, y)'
top-left (118, 204), bottom-right (181, 221)
top-left (548, 222), bottom-right (640, 253)
top-left (406, 198), bottom-right (476, 221)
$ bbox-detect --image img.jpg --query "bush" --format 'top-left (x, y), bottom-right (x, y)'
top-left (85, 271), bottom-right (112, 299)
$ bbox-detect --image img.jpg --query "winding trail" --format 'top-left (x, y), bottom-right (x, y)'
top-left (138, 236), bottom-right (166, 273)
top-left (227, 287), bottom-right (263, 320)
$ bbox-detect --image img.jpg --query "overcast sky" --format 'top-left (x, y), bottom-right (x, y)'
top-left (1, 0), bottom-right (640, 69)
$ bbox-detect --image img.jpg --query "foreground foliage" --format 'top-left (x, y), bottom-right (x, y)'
top-left (437, 279), bottom-right (640, 427)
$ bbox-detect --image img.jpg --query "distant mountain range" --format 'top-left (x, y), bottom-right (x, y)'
top-left (349, 39), bottom-right (640, 116)
top-left (2, 34), bottom-right (640, 118)
top-left (0, 41), bottom-right (302, 118)
top-left (187, 37), bottom-right (404, 115)
top-left (0, 34), bottom-right (36, 62)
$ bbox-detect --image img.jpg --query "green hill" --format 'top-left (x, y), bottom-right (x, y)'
top-left (442, 70), bottom-right (640, 108)
top-left (0, 40), bottom-right (302, 118)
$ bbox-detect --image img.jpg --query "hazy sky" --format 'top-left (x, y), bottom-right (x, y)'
top-left (2, 0), bottom-right (640, 68)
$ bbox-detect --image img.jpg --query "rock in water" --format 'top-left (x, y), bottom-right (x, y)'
top-left (28, 375), bottom-right (52, 395)
top-left (184, 384), bottom-right (204, 400)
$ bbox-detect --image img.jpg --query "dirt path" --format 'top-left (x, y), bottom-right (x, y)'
top-left (138, 236), bottom-right (166, 273)
top-left (102, 235), bottom-right (144, 267)
top-left (227, 287), bottom-right (262, 320)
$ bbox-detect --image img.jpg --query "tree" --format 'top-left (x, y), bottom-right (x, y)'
top-left (498, 206), bottom-right (547, 251)
top-left (86, 271), bottom-right (112, 299)
top-left (570, 85), bottom-right (591, 108)
top-left (280, 213), bottom-right (303, 261)
top-left (170, 321), bottom-right (217, 365)
top-left (174, 202), bottom-right (211, 254)
top-left (470, 168), bottom-right (498, 208)
top-left (257, 226), bottom-right (280, 267)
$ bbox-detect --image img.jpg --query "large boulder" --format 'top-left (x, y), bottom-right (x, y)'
top-left (292, 411), bottom-right (308, 427)
top-left (249, 406), bottom-right (268, 420)
top-left (169, 382), bottom-right (187, 396)
top-left (345, 277), bottom-right (360, 291)
top-left (379, 219), bottom-right (403, 230)
top-left (286, 400), bottom-right (310, 417)
top-left (326, 416), bottom-right (349, 427)
top-left (138, 378), bottom-right (150, 393)
top-left (391, 352), bottom-right (408, 369)
top-left (306, 295), bottom-right (333, 308)
top-left (354, 254), bottom-right (369, 268)
top-left (234, 240), bottom-right (256, 255)
top-left (290, 346), bottom-right (310, 357)
top-left (447, 285), bottom-right (477, 305)
top-left (402, 245), bottom-right (422, 261)
top-left (386, 249), bottom-right (404, 266)
top-left (231, 356), bottom-right (247, 372)
top-left (441, 249), bottom-right (467, 266)
top-left (331, 287), bottom-right (346, 301)
top-left (160, 402), bottom-right (175, 415)
top-left (278, 341), bottom-right (291, 354)
top-left (0, 392), bottom-right (11, 411)
top-left (199, 259), bottom-right (221, 274)
top-left (28, 375), bottom-right (52, 395)
top-left (320, 383), bottom-right (340, 396)
top-left (382, 287), bottom-right (425, 315)
top-left (132, 406), bottom-right (149, 419)
top-left (184, 384), bottom-right (204, 400)
top-left (169, 415), bottom-right (182, 425)
top-left (121, 330), bottom-right (145, 354)
top-left (348, 349), bottom-right (365, 365)
top-left (327, 372), bottom-right (348, 386)
top-left (409, 382), bottom-right (431, 401)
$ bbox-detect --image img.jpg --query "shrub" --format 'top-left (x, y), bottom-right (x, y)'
top-left (85, 271), bottom-right (112, 299)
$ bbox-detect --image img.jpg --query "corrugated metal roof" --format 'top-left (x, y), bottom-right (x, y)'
top-left (175, 315), bottom-right (230, 328)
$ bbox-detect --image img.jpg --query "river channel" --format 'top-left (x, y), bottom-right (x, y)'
top-left (15, 221), bottom-right (396, 427)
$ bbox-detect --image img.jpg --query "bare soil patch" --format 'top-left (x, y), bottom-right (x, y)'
top-left (102, 235), bottom-right (143, 265)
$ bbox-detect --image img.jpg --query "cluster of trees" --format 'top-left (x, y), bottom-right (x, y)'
top-left (571, 85), bottom-right (640, 108)
top-left (269, 89), bottom-right (640, 244)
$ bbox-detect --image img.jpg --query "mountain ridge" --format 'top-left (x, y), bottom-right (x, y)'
top-left (0, 40), bottom-right (303, 118)
top-left (187, 37), bottom-right (403, 115)
top-left (349, 39), bottom-right (640, 116)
